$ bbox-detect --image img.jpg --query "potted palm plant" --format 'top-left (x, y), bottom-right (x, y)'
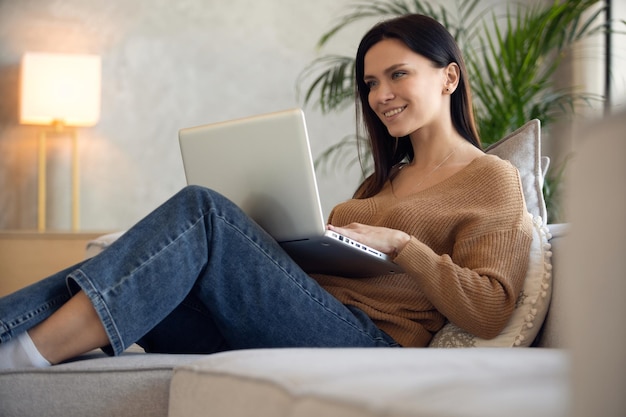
top-left (298, 0), bottom-right (610, 222)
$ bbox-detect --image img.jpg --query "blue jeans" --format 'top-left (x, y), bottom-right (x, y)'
top-left (0, 186), bottom-right (399, 356)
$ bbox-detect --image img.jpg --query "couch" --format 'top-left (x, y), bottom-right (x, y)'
top-left (1, 114), bottom-right (624, 417)
top-left (0, 222), bottom-right (568, 417)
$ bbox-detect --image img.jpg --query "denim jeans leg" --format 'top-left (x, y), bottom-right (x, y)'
top-left (138, 211), bottom-right (400, 353)
top-left (136, 292), bottom-right (230, 354)
top-left (2, 185), bottom-right (398, 354)
top-left (75, 185), bottom-right (399, 354)
top-left (0, 263), bottom-right (85, 342)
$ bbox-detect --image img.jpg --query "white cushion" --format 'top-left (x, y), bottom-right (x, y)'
top-left (168, 348), bottom-right (568, 417)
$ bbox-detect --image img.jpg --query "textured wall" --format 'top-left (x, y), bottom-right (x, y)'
top-left (0, 0), bottom-right (372, 230)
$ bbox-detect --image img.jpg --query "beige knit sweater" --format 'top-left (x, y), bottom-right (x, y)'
top-left (312, 154), bottom-right (533, 347)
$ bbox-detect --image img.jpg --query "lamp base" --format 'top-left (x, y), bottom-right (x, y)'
top-left (37, 124), bottom-right (80, 232)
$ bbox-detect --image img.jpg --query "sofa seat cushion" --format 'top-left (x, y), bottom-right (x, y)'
top-left (0, 351), bottom-right (204, 417)
top-left (169, 348), bottom-right (569, 417)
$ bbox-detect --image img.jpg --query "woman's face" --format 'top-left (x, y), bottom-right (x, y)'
top-left (363, 38), bottom-right (449, 139)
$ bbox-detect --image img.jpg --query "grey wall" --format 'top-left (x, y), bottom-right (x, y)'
top-left (0, 0), bottom-right (373, 231)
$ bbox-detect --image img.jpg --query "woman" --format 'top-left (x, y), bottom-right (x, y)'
top-left (0, 14), bottom-right (532, 369)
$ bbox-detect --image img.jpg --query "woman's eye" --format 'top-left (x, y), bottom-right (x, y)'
top-left (365, 80), bottom-right (378, 89)
top-left (392, 71), bottom-right (406, 80)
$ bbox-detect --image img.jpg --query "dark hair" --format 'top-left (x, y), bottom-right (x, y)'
top-left (353, 14), bottom-right (481, 199)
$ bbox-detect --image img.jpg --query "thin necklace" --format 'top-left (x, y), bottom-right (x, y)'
top-left (395, 146), bottom-right (458, 194)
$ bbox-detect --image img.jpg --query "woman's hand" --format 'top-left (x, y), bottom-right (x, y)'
top-left (327, 223), bottom-right (410, 258)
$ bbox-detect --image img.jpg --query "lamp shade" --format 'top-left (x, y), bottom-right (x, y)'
top-left (20, 52), bottom-right (101, 127)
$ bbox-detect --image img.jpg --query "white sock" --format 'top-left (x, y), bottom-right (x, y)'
top-left (0, 332), bottom-right (51, 370)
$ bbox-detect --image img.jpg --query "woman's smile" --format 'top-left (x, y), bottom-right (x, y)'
top-left (383, 105), bottom-right (407, 118)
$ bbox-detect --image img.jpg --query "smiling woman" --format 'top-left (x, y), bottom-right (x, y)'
top-left (353, 14), bottom-right (482, 200)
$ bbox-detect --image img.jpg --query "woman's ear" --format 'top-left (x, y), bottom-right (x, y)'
top-left (443, 63), bottom-right (460, 94)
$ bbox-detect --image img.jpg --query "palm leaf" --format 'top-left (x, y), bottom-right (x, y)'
top-left (297, 55), bottom-right (356, 113)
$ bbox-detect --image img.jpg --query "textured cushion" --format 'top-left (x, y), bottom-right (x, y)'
top-left (485, 119), bottom-right (548, 222)
top-left (429, 213), bottom-right (553, 347)
top-left (168, 348), bottom-right (568, 417)
top-left (0, 351), bottom-right (203, 417)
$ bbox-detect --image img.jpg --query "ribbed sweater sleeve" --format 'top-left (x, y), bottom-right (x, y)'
top-left (312, 155), bottom-right (533, 347)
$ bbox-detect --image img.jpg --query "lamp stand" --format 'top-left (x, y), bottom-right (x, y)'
top-left (70, 128), bottom-right (80, 231)
top-left (37, 123), bottom-right (80, 232)
top-left (37, 130), bottom-right (46, 232)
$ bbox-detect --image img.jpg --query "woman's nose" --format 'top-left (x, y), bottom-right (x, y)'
top-left (373, 83), bottom-right (395, 103)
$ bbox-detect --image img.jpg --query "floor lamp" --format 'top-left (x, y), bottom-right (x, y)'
top-left (20, 52), bottom-right (101, 232)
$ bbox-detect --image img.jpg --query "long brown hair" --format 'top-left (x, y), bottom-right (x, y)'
top-left (353, 14), bottom-right (481, 199)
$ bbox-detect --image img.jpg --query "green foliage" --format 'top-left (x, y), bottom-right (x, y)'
top-left (298, 55), bottom-right (356, 114)
top-left (466, 0), bottom-right (606, 145)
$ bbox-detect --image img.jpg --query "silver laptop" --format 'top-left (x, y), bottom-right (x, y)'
top-left (178, 108), bottom-right (402, 277)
